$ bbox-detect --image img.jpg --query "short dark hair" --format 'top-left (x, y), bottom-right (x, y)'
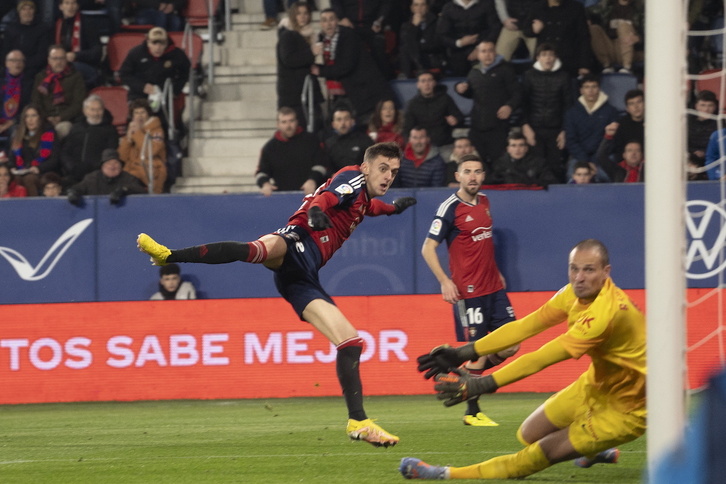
top-left (364, 142), bottom-right (401, 163)
top-left (696, 90), bottom-right (718, 105)
top-left (624, 89), bottom-right (644, 103)
top-left (535, 42), bottom-right (557, 58)
top-left (129, 98), bottom-right (152, 117)
top-left (457, 153), bottom-right (484, 169)
top-left (159, 263), bottom-right (181, 277)
top-left (320, 7), bottom-right (336, 16)
top-left (579, 73), bottom-right (600, 88)
top-left (507, 131), bottom-right (526, 143)
top-left (573, 160), bottom-right (592, 172)
top-left (572, 239), bottom-right (610, 267)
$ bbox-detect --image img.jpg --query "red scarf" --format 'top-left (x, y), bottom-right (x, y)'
top-left (38, 65), bottom-right (72, 105)
top-left (55, 13), bottom-right (81, 52)
top-left (322, 31), bottom-right (344, 95)
top-left (617, 160), bottom-right (643, 183)
top-left (404, 143), bottom-right (430, 168)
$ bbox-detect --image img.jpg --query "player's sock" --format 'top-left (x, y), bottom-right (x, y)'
top-left (336, 337), bottom-right (366, 421)
top-left (168, 241), bottom-right (267, 264)
top-left (449, 441), bottom-right (550, 479)
top-left (464, 368), bottom-right (484, 415)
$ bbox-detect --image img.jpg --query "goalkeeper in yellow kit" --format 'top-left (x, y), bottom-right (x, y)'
top-left (400, 239), bottom-right (646, 480)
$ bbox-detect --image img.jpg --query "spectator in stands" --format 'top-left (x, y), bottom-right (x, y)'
top-left (277, 1), bottom-right (322, 132)
top-left (688, 90), bottom-right (718, 169)
top-left (367, 99), bottom-right (404, 148)
top-left (331, 0), bottom-right (392, 79)
top-left (119, 27), bottom-right (191, 111)
top-left (563, 74), bottom-right (619, 182)
top-left (687, 153), bottom-right (709, 181)
top-left (311, 9), bottom-right (392, 125)
top-left (403, 71), bottom-right (464, 161)
top-left (60, 93), bottom-right (119, 187)
top-left (455, 40), bottom-right (522, 168)
top-left (703, 129), bottom-right (726, 181)
top-left (397, 0), bottom-right (444, 79)
top-left (261, 0), bottom-right (301, 29)
top-left (523, 0), bottom-right (592, 78)
top-left (134, 0), bottom-right (186, 32)
top-left (118, 98), bottom-right (167, 194)
top-left (0, 51), bottom-right (34, 156)
top-left (256, 107), bottom-right (327, 196)
top-left (9, 104), bottom-right (58, 196)
top-left (40, 170), bottom-right (63, 196)
top-left (569, 160), bottom-right (594, 184)
top-left (436, 0), bottom-right (501, 77)
top-left (521, 43), bottom-right (572, 182)
top-left (0, 0), bottom-right (51, 79)
top-left (495, 0), bottom-right (539, 60)
top-left (66, 148), bottom-right (146, 205)
top-left (150, 263), bottom-right (197, 300)
top-left (597, 139), bottom-right (644, 182)
top-left (588, 0), bottom-right (643, 74)
top-left (325, 103), bottom-right (374, 173)
top-left (446, 135), bottom-right (480, 186)
top-left (489, 131), bottom-right (558, 186)
top-left (79, 0), bottom-right (123, 34)
top-left (609, 88), bottom-right (645, 157)
top-left (31, 44), bottom-right (86, 139)
top-left (54, 0), bottom-right (103, 89)
top-left (396, 126), bottom-right (446, 187)
top-left (0, 161), bottom-right (28, 198)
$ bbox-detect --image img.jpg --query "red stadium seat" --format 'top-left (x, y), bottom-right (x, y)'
top-left (695, 69), bottom-right (726, 112)
top-left (107, 32), bottom-right (146, 82)
top-left (168, 31), bottom-right (203, 70)
top-left (182, 0), bottom-right (221, 27)
top-left (90, 86), bottom-right (129, 135)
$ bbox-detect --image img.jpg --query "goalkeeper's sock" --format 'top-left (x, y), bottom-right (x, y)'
top-left (463, 367), bottom-right (484, 416)
top-left (168, 241), bottom-right (267, 264)
top-left (449, 441), bottom-right (551, 479)
top-left (336, 337), bottom-right (366, 421)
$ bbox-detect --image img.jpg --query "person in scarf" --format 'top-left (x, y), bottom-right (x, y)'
top-left (55, 0), bottom-right (102, 89)
top-left (149, 263), bottom-right (197, 300)
top-left (9, 104), bottom-right (58, 196)
top-left (455, 40), bottom-right (522, 169)
top-left (0, 1), bottom-right (50, 80)
top-left (0, 51), bottom-right (34, 156)
top-left (367, 99), bottom-right (404, 149)
top-left (597, 139), bottom-right (644, 183)
top-left (31, 44), bottom-right (86, 139)
top-left (395, 126), bottom-right (446, 187)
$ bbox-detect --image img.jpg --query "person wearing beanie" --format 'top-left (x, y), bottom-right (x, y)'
top-left (150, 263), bottom-right (197, 300)
top-left (66, 148), bottom-right (146, 205)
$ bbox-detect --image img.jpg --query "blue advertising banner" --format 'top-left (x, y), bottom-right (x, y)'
top-left (0, 182), bottom-right (723, 304)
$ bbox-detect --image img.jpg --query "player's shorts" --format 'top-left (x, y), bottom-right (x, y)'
top-left (543, 372), bottom-right (647, 457)
top-left (453, 289), bottom-right (515, 342)
top-left (271, 225), bottom-right (335, 320)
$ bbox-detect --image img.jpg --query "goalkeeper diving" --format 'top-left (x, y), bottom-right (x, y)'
top-left (400, 239), bottom-right (646, 480)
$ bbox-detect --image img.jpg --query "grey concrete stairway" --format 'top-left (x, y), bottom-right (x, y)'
top-left (172, 0), bottom-right (329, 194)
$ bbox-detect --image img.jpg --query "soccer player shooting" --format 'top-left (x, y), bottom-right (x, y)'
top-left (401, 239), bottom-right (646, 479)
top-left (137, 142), bottom-right (416, 447)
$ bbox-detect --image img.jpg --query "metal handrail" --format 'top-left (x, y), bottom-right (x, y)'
top-left (141, 132), bottom-right (154, 194)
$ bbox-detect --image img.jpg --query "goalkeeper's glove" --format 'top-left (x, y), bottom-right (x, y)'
top-left (307, 206), bottom-right (333, 231)
top-left (390, 197), bottom-right (417, 215)
top-left (433, 369), bottom-right (498, 407)
top-left (416, 343), bottom-right (479, 379)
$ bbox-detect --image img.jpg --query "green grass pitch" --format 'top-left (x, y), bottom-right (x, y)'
top-left (0, 394), bottom-right (646, 483)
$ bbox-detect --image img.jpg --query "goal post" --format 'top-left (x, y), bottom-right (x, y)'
top-left (644, 0), bottom-right (688, 478)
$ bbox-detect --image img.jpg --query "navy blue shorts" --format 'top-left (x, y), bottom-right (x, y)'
top-left (452, 289), bottom-right (515, 342)
top-left (271, 225), bottom-right (335, 320)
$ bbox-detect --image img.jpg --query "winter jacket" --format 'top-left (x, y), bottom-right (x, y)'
top-left (563, 91), bottom-right (619, 163)
top-left (31, 66), bottom-right (86, 122)
top-left (55, 15), bottom-right (103, 66)
top-left (69, 169), bottom-right (147, 196)
top-left (276, 26), bottom-right (321, 111)
top-left (119, 39), bottom-right (191, 100)
top-left (1, 17), bottom-right (51, 78)
top-left (60, 118), bottom-right (120, 184)
top-left (522, 59), bottom-right (572, 129)
top-left (325, 128), bottom-right (375, 173)
top-left (396, 144), bottom-right (446, 188)
top-left (256, 128), bottom-right (328, 190)
top-left (489, 151), bottom-right (559, 186)
top-left (458, 58), bottom-right (522, 132)
top-left (403, 85), bottom-right (464, 146)
top-left (118, 115), bottom-right (167, 194)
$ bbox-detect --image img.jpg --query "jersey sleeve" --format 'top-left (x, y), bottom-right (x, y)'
top-left (320, 167), bottom-right (365, 205)
top-left (426, 201), bottom-right (455, 244)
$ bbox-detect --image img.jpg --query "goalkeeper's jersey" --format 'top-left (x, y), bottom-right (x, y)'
top-left (533, 278), bottom-right (646, 413)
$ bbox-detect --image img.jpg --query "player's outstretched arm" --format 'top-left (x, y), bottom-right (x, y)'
top-left (391, 197), bottom-right (417, 215)
top-left (416, 343), bottom-right (479, 379)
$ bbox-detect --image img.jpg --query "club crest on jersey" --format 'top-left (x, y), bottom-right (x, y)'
top-left (335, 183), bottom-right (354, 195)
top-left (429, 219), bottom-right (442, 235)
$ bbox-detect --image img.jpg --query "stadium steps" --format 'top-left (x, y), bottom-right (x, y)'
top-left (174, 0), bottom-right (330, 194)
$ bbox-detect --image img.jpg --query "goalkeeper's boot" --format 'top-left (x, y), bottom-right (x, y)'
top-left (346, 418), bottom-right (399, 448)
top-left (400, 457), bottom-right (448, 480)
top-left (137, 233), bottom-right (171, 266)
top-left (574, 448), bottom-right (620, 468)
top-left (463, 412), bottom-right (499, 427)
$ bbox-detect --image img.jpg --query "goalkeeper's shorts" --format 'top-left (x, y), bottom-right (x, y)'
top-left (271, 225), bottom-right (335, 320)
top-left (541, 373), bottom-right (646, 457)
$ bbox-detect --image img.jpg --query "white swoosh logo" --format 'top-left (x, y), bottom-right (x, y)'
top-left (0, 219), bottom-right (94, 281)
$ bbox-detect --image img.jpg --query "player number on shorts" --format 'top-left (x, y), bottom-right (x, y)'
top-left (466, 307), bottom-right (483, 326)
top-left (295, 242), bottom-right (305, 253)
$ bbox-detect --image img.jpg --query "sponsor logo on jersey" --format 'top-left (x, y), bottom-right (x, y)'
top-left (335, 183), bottom-right (354, 195)
top-left (470, 226), bottom-right (492, 242)
top-left (429, 219), bottom-right (442, 236)
top-left (467, 285), bottom-right (474, 293)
